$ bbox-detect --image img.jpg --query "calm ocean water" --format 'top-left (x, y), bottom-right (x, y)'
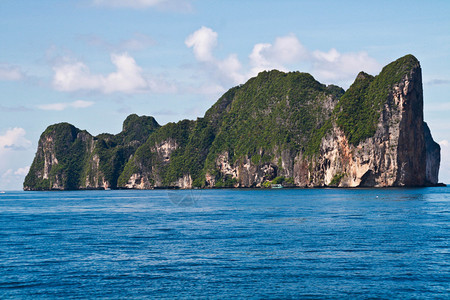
top-left (0, 188), bottom-right (449, 299)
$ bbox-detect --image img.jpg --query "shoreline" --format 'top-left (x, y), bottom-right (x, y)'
top-left (22, 182), bottom-right (447, 192)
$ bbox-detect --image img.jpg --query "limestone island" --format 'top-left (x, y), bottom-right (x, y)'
top-left (24, 54), bottom-right (441, 190)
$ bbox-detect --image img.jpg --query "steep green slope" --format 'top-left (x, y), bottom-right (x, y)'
top-left (91, 114), bottom-right (160, 188)
top-left (24, 123), bottom-right (90, 190)
top-left (336, 54), bottom-right (420, 145)
top-left (118, 119), bottom-right (195, 186)
top-left (118, 87), bottom-right (241, 188)
top-left (207, 70), bottom-right (343, 159)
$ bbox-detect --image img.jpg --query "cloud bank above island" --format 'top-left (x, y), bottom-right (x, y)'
top-left (50, 26), bottom-right (382, 97)
top-left (185, 26), bottom-right (381, 89)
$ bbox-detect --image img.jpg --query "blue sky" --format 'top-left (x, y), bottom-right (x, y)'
top-left (1, 0), bottom-right (449, 190)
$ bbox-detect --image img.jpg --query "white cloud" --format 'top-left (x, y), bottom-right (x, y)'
top-left (0, 129), bottom-right (32, 191)
top-left (312, 49), bottom-right (381, 81)
top-left (216, 54), bottom-right (245, 84)
top-left (1, 166), bottom-right (31, 190)
top-left (103, 53), bottom-right (148, 92)
top-left (0, 128), bottom-right (32, 151)
top-left (71, 100), bottom-right (94, 108)
top-left (185, 26), bottom-right (218, 62)
top-left (186, 27), bottom-right (381, 88)
top-left (249, 34), bottom-right (308, 76)
top-left (14, 166), bottom-right (30, 176)
top-left (37, 100), bottom-right (94, 111)
top-left (185, 27), bottom-right (245, 85)
top-left (92, 0), bottom-right (192, 11)
top-left (249, 43), bottom-right (273, 70)
top-left (0, 64), bottom-right (24, 81)
top-left (52, 53), bottom-right (149, 93)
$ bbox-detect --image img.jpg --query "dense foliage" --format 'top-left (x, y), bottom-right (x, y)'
top-left (94, 114), bottom-right (160, 188)
top-left (24, 123), bottom-right (89, 190)
top-left (118, 119), bottom-right (195, 186)
top-left (205, 70), bottom-right (343, 167)
top-left (336, 54), bottom-right (419, 145)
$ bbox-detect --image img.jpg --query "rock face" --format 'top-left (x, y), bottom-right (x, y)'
top-left (301, 57), bottom-right (439, 187)
top-left (24, 54), bottom-right (441, 190)
top-left (423, 122), bottom-right (441, 184)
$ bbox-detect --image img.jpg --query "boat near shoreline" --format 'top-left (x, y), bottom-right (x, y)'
top-left (271, 184), bottom-right (283, 189)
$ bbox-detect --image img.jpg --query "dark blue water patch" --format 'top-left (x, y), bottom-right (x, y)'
top-left (0, 188), bottom-right (449, 299)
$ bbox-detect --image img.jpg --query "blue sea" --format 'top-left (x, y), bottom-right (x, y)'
top-left (1, 188), bottom-right (449, 299)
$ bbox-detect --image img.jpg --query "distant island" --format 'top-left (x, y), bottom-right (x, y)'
top-left (24, 54), bottom-right (441, 190)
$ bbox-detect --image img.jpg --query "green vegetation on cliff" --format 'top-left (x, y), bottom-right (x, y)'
top-left (93, 114), bottom-right (160, 188)
top-left (24, 123), bottom-right (89, 190)
top-left (336, 54), bottom-right (420, 145)
top-left (205, 70), bottom-right (343, 167)
top-left (118, 117), bottom-right (217, 187)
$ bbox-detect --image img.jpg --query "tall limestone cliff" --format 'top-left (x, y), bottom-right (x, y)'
top-left (24, 54), bottom-right (441, 190)
top-left (305, 55), bottom-right (440, 187)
